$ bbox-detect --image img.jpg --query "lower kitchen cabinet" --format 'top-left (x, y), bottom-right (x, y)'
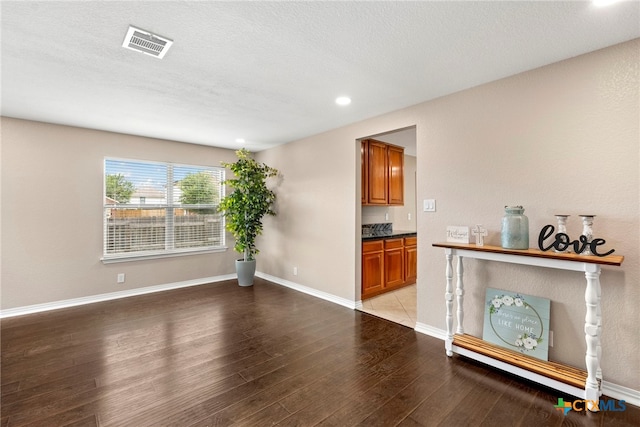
top-left (362, 240), bottom-right (384, 297)
top-left (384, 239), bottom-right (405, 288)
top-left (404, 236), bottom-right (417, 284)
top-left (362, 236), bottom-right (416, 299)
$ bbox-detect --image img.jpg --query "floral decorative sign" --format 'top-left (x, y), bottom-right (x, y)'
top-left (482, 288), bottom-right (551, 361)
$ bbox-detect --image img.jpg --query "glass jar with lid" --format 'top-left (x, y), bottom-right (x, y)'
top-left (501, 206), bottom-right (529, 249)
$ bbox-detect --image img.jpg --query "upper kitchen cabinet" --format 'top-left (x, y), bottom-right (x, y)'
top-left (387, 145), bottom-right (404, 205)
top-left (361, 139), bottom-right (404, 206)
top-left (366, 139), bottom-right (389, 204)
top-left (361, 140), bottom-right (368, 204)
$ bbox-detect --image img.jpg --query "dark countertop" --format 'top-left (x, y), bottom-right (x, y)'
top-left (362, 230), bottom-right (417, 241)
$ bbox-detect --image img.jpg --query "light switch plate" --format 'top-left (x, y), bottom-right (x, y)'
top-left (423, 199), bottom-right (436, 212)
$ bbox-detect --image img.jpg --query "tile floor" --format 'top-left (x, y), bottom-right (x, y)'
top-left (359, 284), bottom-right (417, 328)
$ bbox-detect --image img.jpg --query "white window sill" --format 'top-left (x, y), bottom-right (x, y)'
top-left (101, 247), bottom-right (228, 264)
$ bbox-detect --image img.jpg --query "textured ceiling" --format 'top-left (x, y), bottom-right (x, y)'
top-left (2, 1), bottom-right (639, 152)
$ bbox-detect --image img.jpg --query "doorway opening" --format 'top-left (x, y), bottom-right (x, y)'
top-left (358, 126), bottom-right (417, 328)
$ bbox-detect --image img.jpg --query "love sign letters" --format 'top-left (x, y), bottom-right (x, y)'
top-left (537, 224), bottom-right (615, 257)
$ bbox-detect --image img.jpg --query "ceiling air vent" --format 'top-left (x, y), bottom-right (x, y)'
top-left (122, 25), bottom-right (173, 59)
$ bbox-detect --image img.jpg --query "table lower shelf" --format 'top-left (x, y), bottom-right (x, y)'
top-left (453, 334), bottom-right (588, 390)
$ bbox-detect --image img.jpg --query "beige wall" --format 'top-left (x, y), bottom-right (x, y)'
top-left (1, 118), bottom-right (240, 308)
top-left (254, 134), bottom-right (359, 297)
top-left (256, 39), bottom-right (639, 390)
top-left (417, 39), bottom-right (638, 391)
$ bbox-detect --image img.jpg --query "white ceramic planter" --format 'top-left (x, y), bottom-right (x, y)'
top-left (235, 259), bottom-right (256, 287)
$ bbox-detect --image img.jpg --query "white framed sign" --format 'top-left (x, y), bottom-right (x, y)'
top-left (446, 226), bottom-right (470, 243)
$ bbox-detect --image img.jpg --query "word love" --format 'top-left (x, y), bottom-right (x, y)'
top-left (538, 225), bottom-right (615, 257)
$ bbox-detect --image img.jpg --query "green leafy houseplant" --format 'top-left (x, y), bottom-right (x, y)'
top-left (218, 148), bottom-right (278, 262)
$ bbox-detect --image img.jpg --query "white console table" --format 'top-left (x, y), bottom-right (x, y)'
top-left (432, 242), bottom-right (624, 411)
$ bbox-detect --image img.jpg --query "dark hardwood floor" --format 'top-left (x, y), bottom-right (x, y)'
top-left (1, 278), bottom-right (637, 426)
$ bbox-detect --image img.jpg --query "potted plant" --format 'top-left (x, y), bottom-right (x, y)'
top-left (219, 148), bottom-right (278, 286)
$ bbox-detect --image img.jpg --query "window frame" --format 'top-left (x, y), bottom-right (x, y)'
top-left (102, 157), bottom-right (227, 264)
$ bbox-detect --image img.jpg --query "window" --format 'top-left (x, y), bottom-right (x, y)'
top-left (103, 158), bottom-right (225, 262)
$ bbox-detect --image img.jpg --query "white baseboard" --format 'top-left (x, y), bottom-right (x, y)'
top-left (255, 271), bottom-right (357, 310)
top-left (0, 274), bottom-right (236, 318)
top-left (414, 322), bottom-right (447, 340)
top-left (413, 325), bottom-right (639, 408)
top-left (602, 381), bottom-right (640, 408)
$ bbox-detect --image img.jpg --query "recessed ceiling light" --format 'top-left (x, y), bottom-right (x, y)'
top-left (335, 96), bottom-right (351, 106)
top-left (235, 138), bottom-right (245, 144)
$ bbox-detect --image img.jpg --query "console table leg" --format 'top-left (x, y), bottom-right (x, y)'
top-left (596, 276), bottom-right (603, 385)
top-left (445, 250), bottom-right (454, 356)
top-left (584, 265), bottom-right (602, 411)
top-left (456, 256), bottom-right (465, 335)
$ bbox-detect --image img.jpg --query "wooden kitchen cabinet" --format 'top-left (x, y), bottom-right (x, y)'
top-left (366, 140), bottom-right (388, 204)
top-left (361, 139), bottom-right (404, 206)
top-left (404, 236), bottom-right (417, 284)
top-left (384, 238), bottom-right (405, 287)
top-left (362, 235), bottom-right (417, 300)
top-left (362, 240), bottom-right (384, 297)
top-left (387, 145), bottom-right (404, 205)
top-left (361, 140), bottom-right (368, 204)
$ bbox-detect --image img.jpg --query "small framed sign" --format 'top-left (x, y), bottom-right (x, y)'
top-left (446, 226), bottom-right (470, 243)
top-left (482, 288), bottom-right (551, 361)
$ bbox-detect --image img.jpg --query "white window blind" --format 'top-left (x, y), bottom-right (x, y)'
top-left (103, 158), bottom-right (225, 261)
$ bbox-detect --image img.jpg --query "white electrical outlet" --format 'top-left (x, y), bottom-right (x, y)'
top-left (408, 213), bottom-right (411, 221)
top-left (549, 330), bottom-right (554, 347)
top-left (293, 267), bottom-right (298, 276)
top-left (385, 212), bottom-right (389, 221)
top-left (117, 273), bottom-right (125, 283)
